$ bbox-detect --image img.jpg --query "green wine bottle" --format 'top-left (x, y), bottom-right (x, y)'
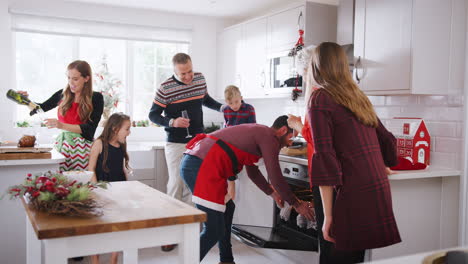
top-left (6, 89), bottom-right (42, 112)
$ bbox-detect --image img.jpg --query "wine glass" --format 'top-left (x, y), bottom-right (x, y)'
top-left (181, 110), bottom-right (192, 138)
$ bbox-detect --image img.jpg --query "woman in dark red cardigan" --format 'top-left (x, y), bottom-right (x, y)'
top-left (305, 42), bottom-right (401, 264)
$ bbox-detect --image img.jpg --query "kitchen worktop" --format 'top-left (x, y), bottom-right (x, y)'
top-left (278, 154), bottom-right (461, 180)
top-left (388, 166), bottom-right (460, 180)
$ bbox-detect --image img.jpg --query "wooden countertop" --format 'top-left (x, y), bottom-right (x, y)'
top-left (23, 181), bottom-right (206, 240)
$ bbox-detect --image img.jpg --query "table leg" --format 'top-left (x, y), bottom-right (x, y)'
top-left (178, 223), bottom-right (199, 264)
top-left (26, 217), bottom-right (41, 264)
top-left (44, 239), bottom-right (67, 264)
top-left (123, 248), bottom-right (138, 263)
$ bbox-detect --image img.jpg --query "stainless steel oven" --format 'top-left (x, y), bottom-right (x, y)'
top-left (232, 160), bottom-right (318, 251)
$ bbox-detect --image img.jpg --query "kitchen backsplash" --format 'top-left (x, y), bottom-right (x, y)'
top-left (204, 94), bottom-right (464, 170)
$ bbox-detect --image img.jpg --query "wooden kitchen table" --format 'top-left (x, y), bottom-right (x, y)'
top-left (23, 181), bottom-right (206, 264)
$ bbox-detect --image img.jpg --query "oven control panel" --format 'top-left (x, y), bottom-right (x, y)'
top-left (279, 161), bottom-right (308, 182)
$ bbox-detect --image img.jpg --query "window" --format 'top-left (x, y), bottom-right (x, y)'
top-left (132, 41), bottom-right (189, 121)
top-left (15, 32), bottom-right (74, 122)
top-left (14, 32), bottom-right (189, 124)
top-left (79, 37), bottom-right (127, 115)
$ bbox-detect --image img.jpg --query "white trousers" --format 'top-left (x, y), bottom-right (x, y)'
top-left (164, 142), bottom-right (193, 204)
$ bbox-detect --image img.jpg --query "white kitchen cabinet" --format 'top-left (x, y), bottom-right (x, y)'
top-left (267, 6), bottom-right (305, 53)
top-left (216, 26), bottom-right (242, 98)
top-left (127, 146), bottom-right (168, 191)
top-left (128, 148), bottom-right (156, 188)
top-left (354, 0), bottom-right (465, 95)
top-left (240, 18), bottom-right (268, 98)
top-left (154, 148), bottom-right (168, 192)
top-left (217, 20), bottom-right (267, 99)
top-left (371, 176), bottom-right (460, 260)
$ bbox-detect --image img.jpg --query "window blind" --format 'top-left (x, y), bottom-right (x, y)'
top-left (10, 11), bottom-right (192, 44)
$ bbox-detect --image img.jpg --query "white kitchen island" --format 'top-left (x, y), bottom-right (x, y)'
top-left (0, 150), bottom-right (64, 264)
top-left (24, 181), bottom-right (205, 264)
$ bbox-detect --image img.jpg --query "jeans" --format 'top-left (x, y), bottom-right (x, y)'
top-left (180, 154), bottom-right (226, 261)
top-left (219, 199), bottom-right (235, 262)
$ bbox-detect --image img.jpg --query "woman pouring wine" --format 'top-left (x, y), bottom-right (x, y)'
top-left (17, 60), bottom-right (104, 171)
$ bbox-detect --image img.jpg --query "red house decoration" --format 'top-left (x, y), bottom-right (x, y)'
top-left (386, 118), bottom-right (430, 165)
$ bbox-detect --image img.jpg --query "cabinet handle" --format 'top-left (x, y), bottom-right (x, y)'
top-left (260, 70), bottom-right (266, 88)
top-left (355, 56), bottom-right (361, 84)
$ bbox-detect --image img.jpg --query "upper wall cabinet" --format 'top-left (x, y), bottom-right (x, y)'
top-left (217, 18), bottom-right (268, 98)
top-left (354, 0), bottom-right (465, 95)
top-left (217, 2), bottom-right (337, 99)
top-left (217, 25), bottom-right (243, 97)
top-left (267, 6), bottom-right (305, 53)
top-left (241, 18), bottom-right (269, 98)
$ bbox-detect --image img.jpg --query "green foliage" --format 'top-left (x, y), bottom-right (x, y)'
top-left (204, 122), bottom-right (221, 133)
top-left (132, 120), bottom-right (150, 127)
top-left (38, 191), bottom-right (56, 201)
top-left (66, 187), bottom-right (91, 201)
top-left (16, 121), bottom-right (30, 127)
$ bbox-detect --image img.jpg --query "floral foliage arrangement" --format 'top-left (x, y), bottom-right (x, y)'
top-left (6, 171), bottom-right (108, 217)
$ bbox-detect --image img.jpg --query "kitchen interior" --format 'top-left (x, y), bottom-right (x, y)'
top-left (0, 0), bottom-right (467, 263)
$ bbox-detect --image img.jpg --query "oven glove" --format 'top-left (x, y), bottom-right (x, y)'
top-left (297, 214), bottom-right (307, 228)
top-left (307, 218), bottom-right (317, 230)
top-left (297, 212), bottom-right (318, 229)
top-left (278, 201), bottom-right (292, 221)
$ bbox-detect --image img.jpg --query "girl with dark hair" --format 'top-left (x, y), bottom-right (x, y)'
top-left (88, 112), bottom-right (131, 264)
top-left (19, 60), bottom-right (104, 171)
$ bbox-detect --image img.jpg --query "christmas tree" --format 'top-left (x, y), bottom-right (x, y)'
top-left (94, 55), bottom-right (122, 119)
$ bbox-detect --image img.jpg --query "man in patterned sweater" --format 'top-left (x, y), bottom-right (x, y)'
top-left (149, 54), bottom-right (224, 250)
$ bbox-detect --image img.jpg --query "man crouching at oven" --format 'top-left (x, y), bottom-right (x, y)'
top-left (180, 115), bottom-right (315, 262)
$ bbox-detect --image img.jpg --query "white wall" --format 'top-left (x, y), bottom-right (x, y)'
top-left (1, 0), bottom-right (227, 142)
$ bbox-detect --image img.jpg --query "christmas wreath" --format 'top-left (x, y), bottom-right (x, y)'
top-left (5, 171), bottom-right (108, 217)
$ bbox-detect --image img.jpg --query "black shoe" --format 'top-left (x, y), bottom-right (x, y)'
top-left (161, 244), bottom-right (177, 252)
top-left (71, 257), bottom-right (84, 261)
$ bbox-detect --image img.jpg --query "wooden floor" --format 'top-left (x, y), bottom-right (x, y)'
top-left (67, 239), bottom-right (319, 264)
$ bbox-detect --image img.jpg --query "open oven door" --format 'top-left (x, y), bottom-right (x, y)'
top-left (232, 165), bottom-right (318, 251)
top-left (232, 224), bottom-right (318, 251)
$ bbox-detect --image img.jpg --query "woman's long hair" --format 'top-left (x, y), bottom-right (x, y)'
top-left (60, 60), bottom-right (94, 122)
top-left (97, 112), bottom-right (130, 173)
top-left (309, 42), bottom-right (378, 128)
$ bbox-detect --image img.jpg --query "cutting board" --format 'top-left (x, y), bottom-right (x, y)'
top-left (0, 152), bottom-right (52, 160)
top-left (0, 146), bottom-right (53, 153)
top-left (0, 146), bottom-right (53, 160)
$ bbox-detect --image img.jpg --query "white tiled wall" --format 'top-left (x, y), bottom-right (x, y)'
top-left (205, 94), bottom-right (464, 170)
